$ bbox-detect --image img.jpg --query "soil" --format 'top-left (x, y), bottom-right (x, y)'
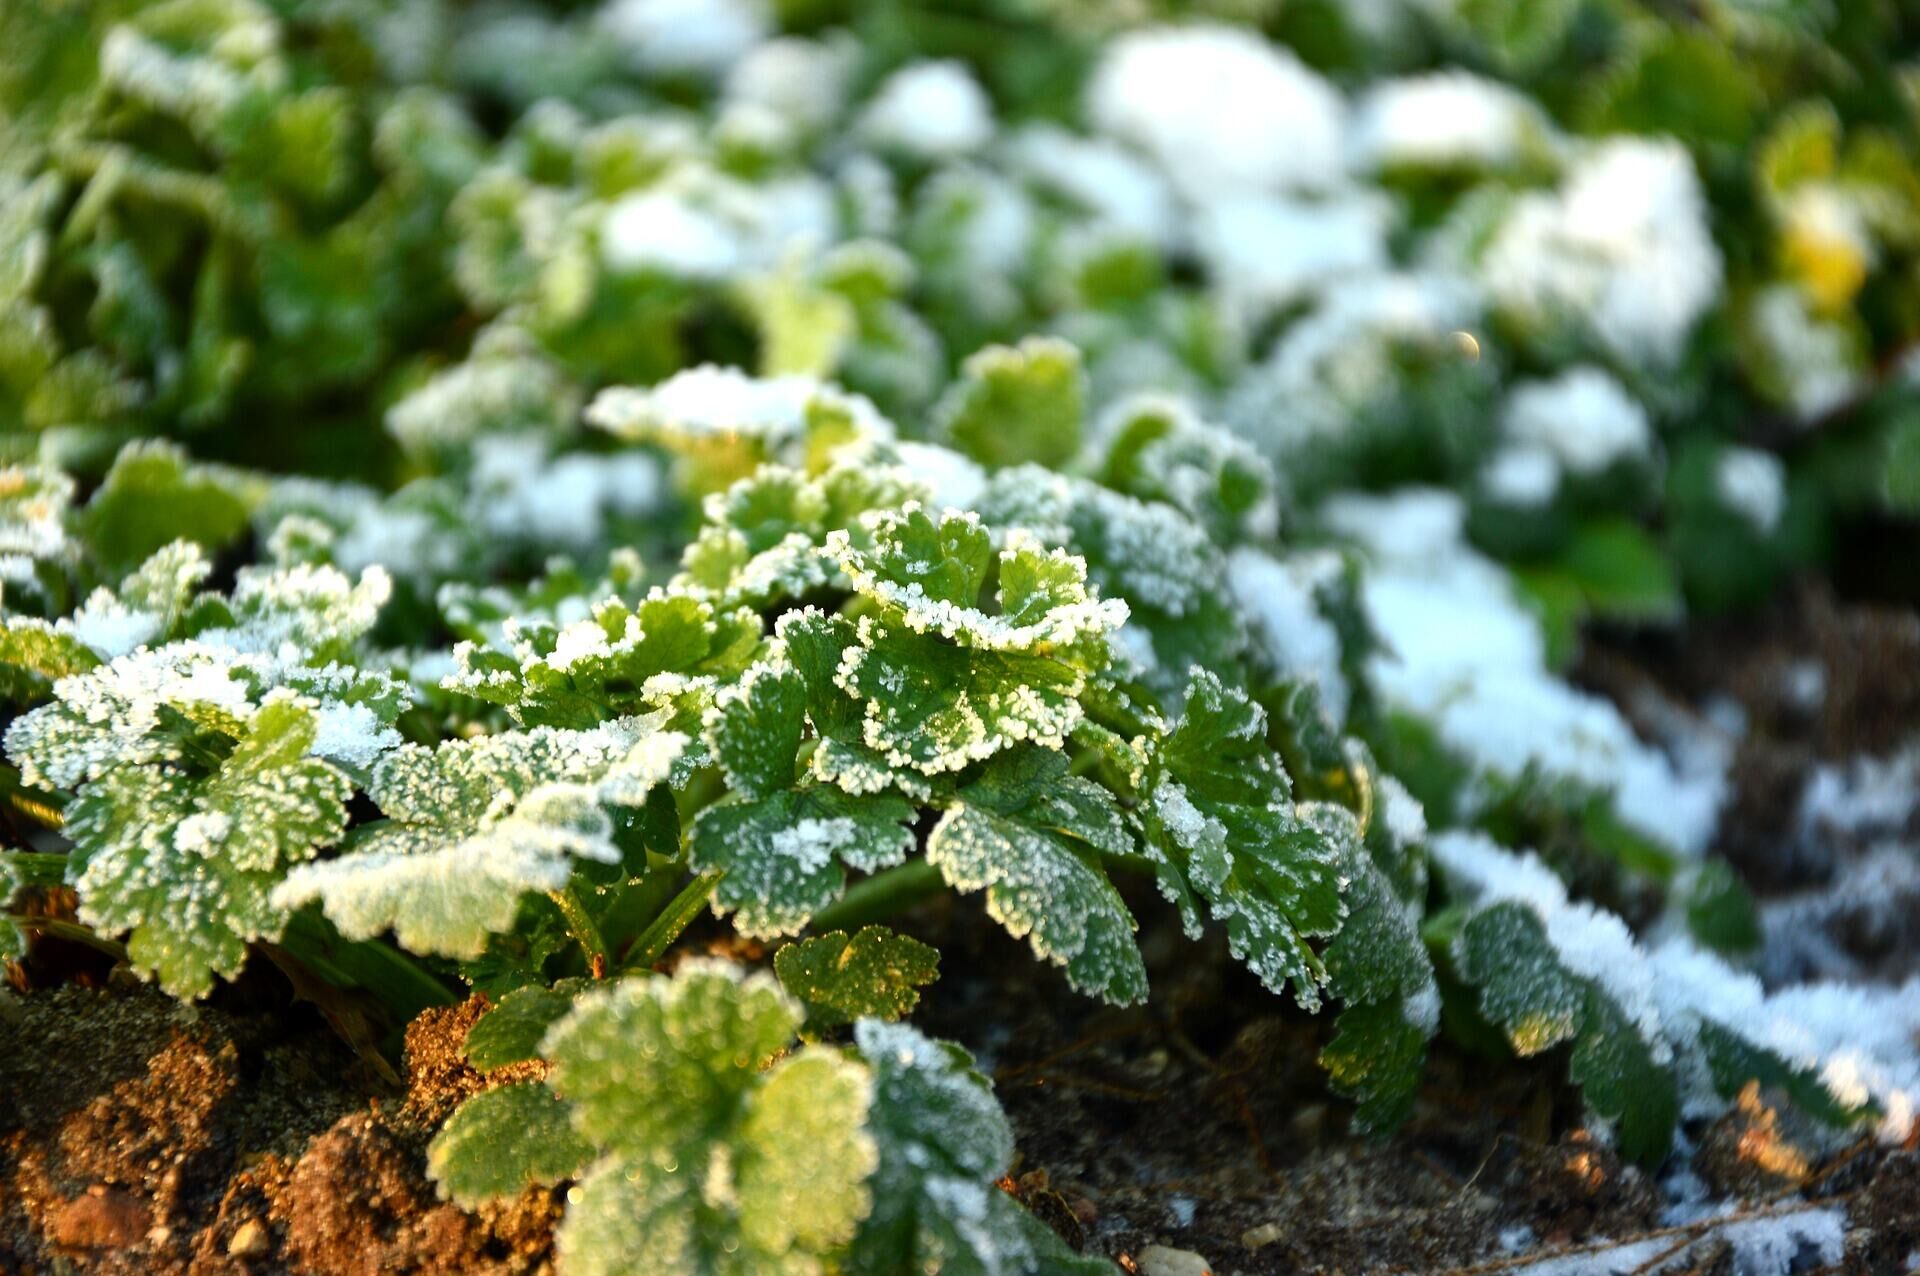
top-left (2, 578), bottom-right (1917, 1275)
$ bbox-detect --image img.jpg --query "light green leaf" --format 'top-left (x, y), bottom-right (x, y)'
top-left (936, 337), bottom-right (1085, 471)
top-left (427, 1081), bottom-right (594, 1207)
top-left (704, 660), bottom-right (806, 799)
top-left (775, 927), bottom-right (939, 1027)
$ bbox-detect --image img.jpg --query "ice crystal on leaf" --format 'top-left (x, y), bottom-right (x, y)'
top-left (543, 962), bottom-right (877, 1276)
top-left (275, 717), bottom-right (687, 958)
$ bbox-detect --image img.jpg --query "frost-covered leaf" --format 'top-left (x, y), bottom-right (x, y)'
top-left (1433, 832), bottom-right (1877, 1163)
top-left (936, 337), bottom-right (1084, 471)
top-left (775, 927), bottom-right (939, 1028)
top-left (847, 1021), bottom-right (1112, 1276)
top-left (1094, 395), bottom-right (1277, 544)
top-left (62, 694), bottom-right (351, 998)
top-left (704, 660), bottom-right (806, 799)
top-left (544, 961), bottom-right (878, 1276)
top-left (824, 506), bottom-right (1126, 777)
top-left (448, 589), bottom-right (762, 729)
top-left (427, 1081), bottom-right (593, 1207)
top-left (690, 787), bottom-right (917, 938)
top-left (927, 749), bottom-right (1147, 1005)
top-left (273, 719), bottom-right (686, 958)
top-left (0, 856), bottom-right (23, 960)
top-left (1134, 673), bottom-right (1345, 1009)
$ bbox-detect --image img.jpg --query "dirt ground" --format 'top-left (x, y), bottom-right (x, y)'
top-left (2, 580), bottom-right (1917, 1274)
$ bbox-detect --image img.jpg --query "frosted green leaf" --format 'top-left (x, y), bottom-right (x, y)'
top-left (465, 981), bottom-right (587, 1071)
top-left (936, 337), bottom-right (1085, 471)
top-left (0, 621), bottom-right (99, 702)
top-left (1135, 674), bottom-right (1346, 1010)
top-left (427, 1081), bottom-right (593, 1207)
top-left (927, 750), bottom-right (1147, 1005)
top-left (1456, 901), bottom-right (1677, 1165)
top-left (447, 589), bottom-right (762, 729)
top-left (205, 561), bottom-right (392, 657)
top-left (387, 329), bottom-right (580, 457)
top-left (77, 440), bottom-right (258, 576)
top-left (847, 1021), bottom-right (1112, 1276)
top-left (824, 506), bottom-right (1125, 777)
top-left (775, 927), bottom-right (939, 1028)
top-left (63, 694), bottom-right (351, 998)
top-left (690, 787), bottom-right (917, 938)
top-left (544, 961), bottom-right (878, 1276)
top-left (274, 720), bottom-right (686, 958)
top-left (704, 660), bottom-right (806, 799)
top-left (1094, 395), bottom-right (1277, 544)
top-left (0, 465), bottom-right (77, 607)
top-left (777, 609), bottom-right (929, 799)
top-left (1319, 1001), bottom-right (1432, 1140)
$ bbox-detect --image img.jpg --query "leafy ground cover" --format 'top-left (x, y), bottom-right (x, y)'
top-left (3, 0), bottom-right (1920, 1272)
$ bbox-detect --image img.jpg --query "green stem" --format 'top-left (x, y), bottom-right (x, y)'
top-left (808, 860), bottom-right (944, 934)
top-left (8, 852), bottom-right (70, 889)
top-left (548, 886), bottom-right (610, 976)
top-left (624, 870), bottom-right (723, 971)
top-left (8, 914), bottom-right (128, 960)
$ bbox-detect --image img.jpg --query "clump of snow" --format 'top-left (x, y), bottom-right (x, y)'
top-left (1479, 445), bottom-right (1561, 507)
top-left (1194, 192), bottom-right (1392, 317)
top-left (725, 36), bottom-right (854, 133)
top-left (858, 61), bottom-right (994, 159)
top-left (1480, 138), bottom-right (1722, 366)
top-left (1714, 446), bottom-right (1786, 534)
top-left (1225, 547), bottom-right (1351, 723)
top-left (1086, 25), bottom-right (1347, 198)
top-left (1352, 71), bottom-right (1549, 172)
top-left (598, 0), bottom-right (768, 78)
top-left (1502, 367), bottom-right (1652, 477)
top-left (1004, 124), bottom-right (1179, 247)
top-left (1325, 489), bottom-right (1723, 856)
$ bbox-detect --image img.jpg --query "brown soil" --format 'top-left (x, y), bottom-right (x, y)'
top-left (2, 579), bottom-right (1916, 1274)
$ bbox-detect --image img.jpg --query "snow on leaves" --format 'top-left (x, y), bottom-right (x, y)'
top-left (543, 961), bottom-right (877, 1276)
top-left (1434, 830), bottom-right (1884, 1163)
top-left (927, 748), bottom-right (1148, 1005)
top-left (275, 718), bottom-right (687, 958)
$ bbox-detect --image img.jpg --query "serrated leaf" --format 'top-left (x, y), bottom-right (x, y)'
top-left (0, 856), bottom-right (23, 960)
top-left (427, 1081), bottom-right (594, 1207)
top-left (704, 660), bottom-right (806, 799)
top-left (927, 750), bottom-right (1147, 1005)
top-left (690, 786), bottom-right (917, 938)
top-left (937, 337), bottom-right (1085, 471)
top-left (776, 927), bottom-right (939, 1027)
top-left (545, 961), bottom-right (878, 1276)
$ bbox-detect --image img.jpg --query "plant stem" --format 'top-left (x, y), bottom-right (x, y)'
top-left (8, 914), bottom-right (127, 960)
top-left (623, 870), bottom-right (723, 971)
top-left (548, 886), bottom-right (610, 977)
top-left (9, 852), bottom-right (70, 888)
top-left (278, 909), bottom-right (457, 1019)
top-left (808, 859), bottom-right (943, 934)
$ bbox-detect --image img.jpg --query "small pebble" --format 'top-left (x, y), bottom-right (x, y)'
top-left (228, 1218), bottom-right (271, 1258)
top-left (1138, 1244), bottom-right (1213, 1276)
top-left (1242, 1222), bottom-right (1283, 1250)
